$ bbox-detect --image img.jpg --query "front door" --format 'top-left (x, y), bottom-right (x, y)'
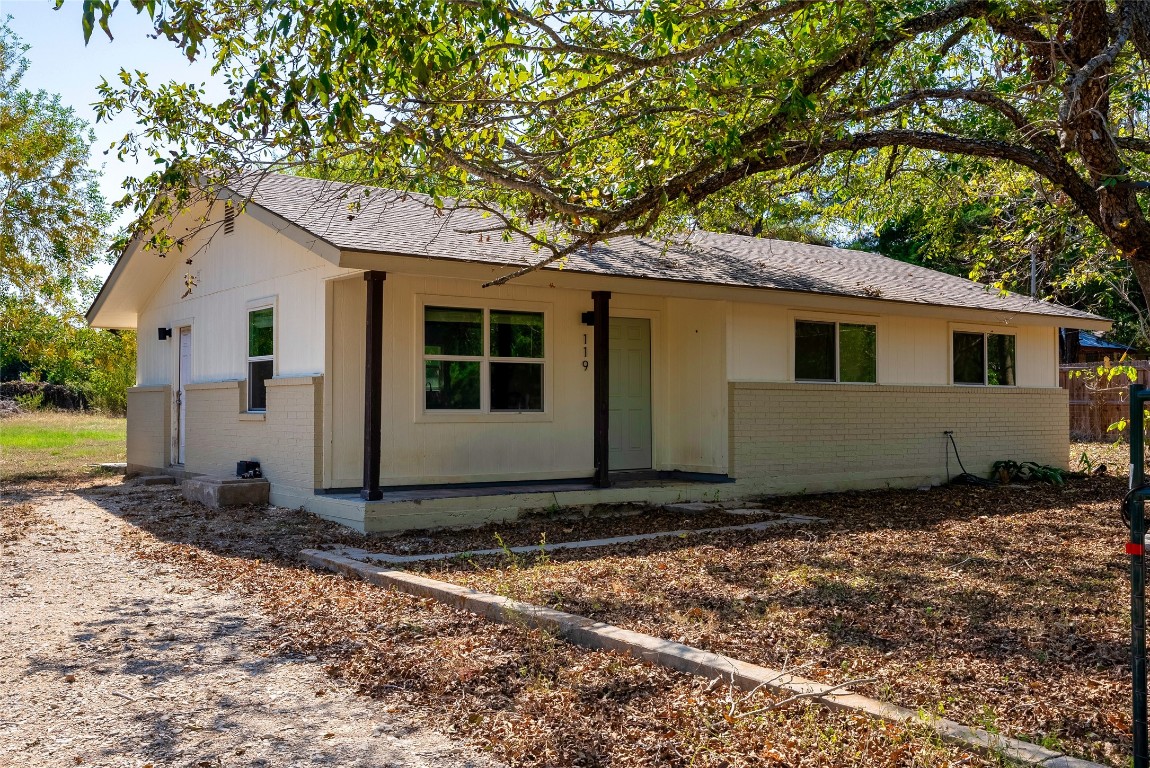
top-left (176, 326), bottom-right (192, 465)
top-left (609, 317), bottom-right (652, 471)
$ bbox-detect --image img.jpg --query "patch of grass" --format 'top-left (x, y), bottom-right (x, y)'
top-left (0, 411), bottom-right (126, 482)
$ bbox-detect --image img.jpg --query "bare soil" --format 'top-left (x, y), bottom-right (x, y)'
top-left (4, 442), bottom-right (1126, 767)
top-left (412, 456), bottom-right (1131, 766)
top-left (61, 479), bottom-right (994, 767)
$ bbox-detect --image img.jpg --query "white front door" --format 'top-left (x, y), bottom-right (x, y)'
top-left (609, 317), bottom-right (652, 471)
top-left (177, 326), bottom-right (192, 465)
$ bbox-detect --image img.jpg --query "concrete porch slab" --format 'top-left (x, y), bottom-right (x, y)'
top-left (275, 479), bottom-right (751, 533)
top-left (130, 475), bottom-right (178, 486)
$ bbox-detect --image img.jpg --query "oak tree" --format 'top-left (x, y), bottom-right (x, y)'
top-left (81, 0), bottom-right (1150, 299)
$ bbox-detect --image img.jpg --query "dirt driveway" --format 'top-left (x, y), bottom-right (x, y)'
top-left (0, 482), bottom-right (498, 768)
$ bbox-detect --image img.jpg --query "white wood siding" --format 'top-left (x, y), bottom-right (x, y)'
top-left (664, 298), bottom-right (728, 472)
top-left (727, 302), bottom-right (1058, 388)
top-left (354, 273), bottom-right (595, 484)
top-left (136, 209), bottom-right (353, 388)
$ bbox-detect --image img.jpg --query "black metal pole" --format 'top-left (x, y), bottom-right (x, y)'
top-left (1131, 383), bottom-right (1148, 768)
top-left (360, 271), bottom-right (385, 501)
top-left (592, 291), bottom-right (611, 488)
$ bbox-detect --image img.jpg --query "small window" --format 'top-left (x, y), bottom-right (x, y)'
top-left (795, 320), bottom-right (877, 383)
top-left (247, 307), bottom-right (274, 410)
top-left (953, 331), bottom-right (1015, 385)
top-left (423, 305), bottom-right (545, 412)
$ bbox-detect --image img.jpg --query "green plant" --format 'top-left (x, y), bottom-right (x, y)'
top-left (493, 532), bottom-right (523, 570)
top-left (14, 389), bottom-right (43, 411)
top-left (536, 532), bottom-right (550, 566)
top-left (992, 460), bottom-right (1065, 486)
top-left (1036, 731), bottom-right (1064, 752)
top-left (974, 704), bottom-right (1000, 736)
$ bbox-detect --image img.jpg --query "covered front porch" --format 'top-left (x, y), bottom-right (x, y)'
top-left (320, 268), bottom-right (731, 530)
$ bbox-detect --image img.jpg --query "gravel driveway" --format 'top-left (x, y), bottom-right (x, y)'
top-left (0, 483), bottom-right (499, 768)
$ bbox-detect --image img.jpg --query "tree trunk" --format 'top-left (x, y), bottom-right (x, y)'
top-left (1130, 248), bottom-right (1150, 309)
top-left (1065, 1), bottom-right (1150, 309)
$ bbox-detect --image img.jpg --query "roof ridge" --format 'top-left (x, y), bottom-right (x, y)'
top-left (230, 172), bottom-right (1104, 324)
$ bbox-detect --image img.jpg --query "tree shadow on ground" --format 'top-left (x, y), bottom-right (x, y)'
top-left (65, 473), bottom-right (1131, 766)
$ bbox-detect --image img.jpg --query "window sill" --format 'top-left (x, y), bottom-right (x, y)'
top-left (414, 410), bottom-right (553, 424)
top-left (239, 412), bottom-right (267, 422)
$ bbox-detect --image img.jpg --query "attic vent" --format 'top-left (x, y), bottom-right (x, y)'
top-left (223, 200), bottom-right (235, 235)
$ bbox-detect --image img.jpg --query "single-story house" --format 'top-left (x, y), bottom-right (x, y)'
top-left (1060, 328), bottom-right (1136, 364)
top-left (87, 174), bottom-right (1109, 532)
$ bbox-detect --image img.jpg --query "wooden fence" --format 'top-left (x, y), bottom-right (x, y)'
top-left (1060, 362), bottom-right (1150, 440)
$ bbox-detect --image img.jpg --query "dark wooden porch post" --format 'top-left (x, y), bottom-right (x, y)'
top-left (592, 290), bottom-right (611, 488)
top-left (361, 271), bottom-right (386, 501)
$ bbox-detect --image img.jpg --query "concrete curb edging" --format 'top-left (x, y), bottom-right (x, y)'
top-left (300, 548), bottom-right (1108, 768)
top-left (335, 514), bottom-right (825, 564)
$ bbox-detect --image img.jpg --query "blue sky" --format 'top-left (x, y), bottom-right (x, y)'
top-left (4, 0), bottom-right (223, 228)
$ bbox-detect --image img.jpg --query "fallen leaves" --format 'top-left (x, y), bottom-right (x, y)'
top-left (414, 444), bottom-right (1133, 766)
top-left (98, 478), bottom-right (997, 767)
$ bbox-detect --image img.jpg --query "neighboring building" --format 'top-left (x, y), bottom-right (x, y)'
top-left (1059, 328), bottom-right (1136, 364)
top-left (87, 174), bottom-right (1108, 532)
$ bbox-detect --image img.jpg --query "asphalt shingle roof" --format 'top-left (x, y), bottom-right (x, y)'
top-left (1079, 330), bottom-right (1132, 350)
top-left (235, 173), bottom-right (1104, 323)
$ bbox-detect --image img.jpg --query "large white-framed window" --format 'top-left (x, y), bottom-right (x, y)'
top-left (246, 303), bottom-right (275, 410)
top-left (952, 330), bottom-right (1015, 385)
top-left (793, 319), bottom-right (877, 383)
top-left (423, 304), bottom-right (545, 413)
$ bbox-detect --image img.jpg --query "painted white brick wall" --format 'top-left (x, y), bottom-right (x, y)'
top-left (126, 386), bottom-right (170, 472)
top-left (184, 377), bottom-right (323, 490)
top-left (728, 382), bottom-right (1068, 492)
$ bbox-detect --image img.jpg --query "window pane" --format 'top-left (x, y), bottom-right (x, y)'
top-left (248, 359), bottom-right (273, 410)
top-left (987, 334), bottom-right (1016, 386)
top-left (425, 307), bottom-right (482, 356)
top-left (795, 321), bottom-right (835, 381)
top-left (839, 324), bottom-right (877, 383)
top-left (490, 362), bottom-right (543, 411)
top-left (249, 308), bottom-right (273, 358)
top-left (953, 332), bottom-right (985, 384)
top-left (425, 360), bottom-right (481, 409)
top-left (490, 310), bottom-right (544, 358)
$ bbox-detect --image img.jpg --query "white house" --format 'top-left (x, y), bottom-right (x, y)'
top-left (87, 174), bottom-right (1108, 532)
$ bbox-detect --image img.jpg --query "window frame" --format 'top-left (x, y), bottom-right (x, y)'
top-left (950, 328), bottom-right (1017, 386)
top-left (246, 298), bottom-right (276, 412)
top-left (417, 297), bottom-right (552, 422)
top-left (791, 316), bottom-right (879, 384)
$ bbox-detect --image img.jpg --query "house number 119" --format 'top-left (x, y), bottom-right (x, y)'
top-left (583, 334), bottom-right (589, 369)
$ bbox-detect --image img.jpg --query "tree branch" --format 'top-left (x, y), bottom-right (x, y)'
top-left (1117, 136), bottom-right (1150, 154)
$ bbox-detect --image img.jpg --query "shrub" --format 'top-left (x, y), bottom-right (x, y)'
top-left (0, 381), bottom-right (88, 410)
